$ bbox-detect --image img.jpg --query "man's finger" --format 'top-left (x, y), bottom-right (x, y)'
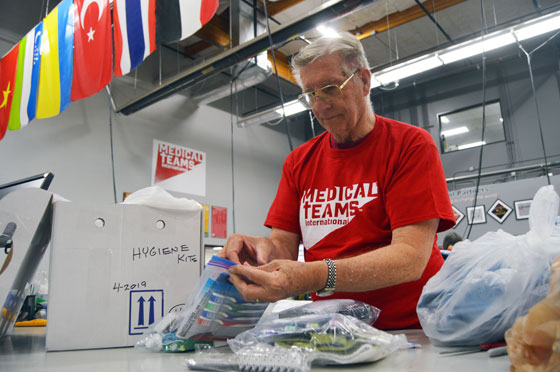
top-left (229, 274), bottom-right (266, 302)
top-left (230, 264), bottom-right (273, 285)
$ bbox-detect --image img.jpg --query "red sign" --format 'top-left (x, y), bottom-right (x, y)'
top-left (211, 206), bottom-right (227, 239)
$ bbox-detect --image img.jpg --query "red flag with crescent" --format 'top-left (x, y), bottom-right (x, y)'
top-left (0, 45), bottom-right (19, 140)
top-left (71, 0), bottom-right (112, 101)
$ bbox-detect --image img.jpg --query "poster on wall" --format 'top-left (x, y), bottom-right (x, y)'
top-left (212, 206), bottom-right (227, 239)
top-left (488, 199), bottom-right (513, 224)
top-left (203, 204), bottom-right (210, 238)
top-left (151, 140), bottom-right (206, 196)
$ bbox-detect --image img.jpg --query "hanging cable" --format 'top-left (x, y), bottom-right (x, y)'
top-left (230, 71), bottom-right (237, 234)
top-left (107, 87), bottom-right (118, 204)
top-left (515, 30), bottom-right (560, 186)
top-left (262, 0), bottom-right (294, 151)
top-left (463, 0), bottom-right (489, 240)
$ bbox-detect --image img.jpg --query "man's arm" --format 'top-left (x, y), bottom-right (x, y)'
top-left (219, 228), bottom-right (300, 265)
top-left (228, 219), bottom-right (439, 302)
top-left (335, 218), bottom-right (438, 291)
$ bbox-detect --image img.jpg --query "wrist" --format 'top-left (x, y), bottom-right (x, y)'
top-left (316, 258), bottom-right (336, 297)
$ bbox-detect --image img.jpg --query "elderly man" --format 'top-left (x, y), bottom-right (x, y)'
top-left (219, 32), bottom-right (455, 329)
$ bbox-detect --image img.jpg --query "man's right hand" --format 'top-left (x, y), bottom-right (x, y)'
top-left (218, 233), bottom-right (275, 266)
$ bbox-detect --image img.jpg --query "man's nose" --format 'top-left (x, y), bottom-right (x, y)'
top-left (312, 96), bottom-right (332, 112)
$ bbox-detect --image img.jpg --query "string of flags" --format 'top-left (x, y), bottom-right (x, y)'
top-left (0, 0), bottom-right (219, 142)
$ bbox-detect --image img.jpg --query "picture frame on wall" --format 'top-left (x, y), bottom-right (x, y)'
top-left (514, 199), bottom-right (532, 220)
top-left (451, 205), bottom-right (465, 228)
top-left (488, 199), bottom-right (513, 224)
top-left (466, 205), bottom-right (486, 225)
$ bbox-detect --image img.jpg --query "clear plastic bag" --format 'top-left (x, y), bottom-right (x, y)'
top-left (505, 254), bottom-right (560, 372)
top-left (275, 299), bottom-right (380, 325)
top-left (136, 256), bottom-right (267, 352)
top-left (228, 312), bottom-right (410, 365)
top-left (417, 185), bottom-right (560, 346)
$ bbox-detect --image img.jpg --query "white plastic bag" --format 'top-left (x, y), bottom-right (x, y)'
top-left (417, 185), bottom-right (560, 346)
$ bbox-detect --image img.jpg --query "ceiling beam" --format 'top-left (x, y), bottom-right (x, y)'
top-left (268, 50), bottom-right (298, 84)
top-left (259, 0), bottom-right (308, 15)
top-left (354, 0), bottom-right (469, 40)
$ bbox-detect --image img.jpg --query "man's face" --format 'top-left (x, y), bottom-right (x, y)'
top-left (299, 53), bottom-right (370, 142)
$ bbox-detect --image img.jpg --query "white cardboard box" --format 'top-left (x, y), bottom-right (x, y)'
top-left (46, 201), bottom-right (203, 351)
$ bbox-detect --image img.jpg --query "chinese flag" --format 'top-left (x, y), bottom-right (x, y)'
top-left (0, 45), bottom-right (20, 140)
top-left (71, 0), bottom-right (112, 101)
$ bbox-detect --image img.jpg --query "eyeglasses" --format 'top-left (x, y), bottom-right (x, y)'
top-left (298, 69), bottom-right (360, 108)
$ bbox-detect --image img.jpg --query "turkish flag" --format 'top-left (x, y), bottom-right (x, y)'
top-left (71, 0), bottom-right (112, 101)
top-left (0, 45), bottom-right (19, 141)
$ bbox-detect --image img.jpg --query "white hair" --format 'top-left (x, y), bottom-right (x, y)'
top-left (291, 32), bottom-right (370, 86)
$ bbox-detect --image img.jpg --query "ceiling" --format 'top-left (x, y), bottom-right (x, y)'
top-left (1, 0), bottom-right (559, 122)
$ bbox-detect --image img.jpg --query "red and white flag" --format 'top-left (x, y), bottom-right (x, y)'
top-left (71, 0), bottom-right (112, 101)
top-left (156, 0), bottom-right (219, 44)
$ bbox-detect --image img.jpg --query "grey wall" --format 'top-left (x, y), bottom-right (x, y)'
top-left (371, 40), bottom-right (560, 179)
top-left (0, 88), bottom-right (303, 249)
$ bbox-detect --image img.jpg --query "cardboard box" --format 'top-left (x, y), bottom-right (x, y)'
top-left (46, 200), bottom-right (203, 351)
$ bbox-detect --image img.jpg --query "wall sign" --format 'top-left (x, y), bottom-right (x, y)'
top-left (151, 139), bottom-right (206, 196)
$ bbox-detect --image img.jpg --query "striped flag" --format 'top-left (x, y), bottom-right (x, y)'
top-left (0, 45), bottom-right (20, 140)
top-left (8, 23), bottom-right (43, 130)
top-left (156, 0), bottom-right (219, 44)
top-left (113, 0), bottom-right (156, 77)
top-left (36, 0), bottom-right (74, 119)
top-left (71, 0), bottom-right (112, 101)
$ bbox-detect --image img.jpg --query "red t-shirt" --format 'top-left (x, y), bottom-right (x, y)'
top-left (265, 115), bottom-right (455, 329)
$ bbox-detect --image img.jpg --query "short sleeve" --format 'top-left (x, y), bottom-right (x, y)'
top-left (264, 155), bottom-right (301, 235)
top-left (385, 141), bottom-right (455, 232)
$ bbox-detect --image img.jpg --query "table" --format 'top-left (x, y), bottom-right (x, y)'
top-left (0, 327), bottom-right (510, 371)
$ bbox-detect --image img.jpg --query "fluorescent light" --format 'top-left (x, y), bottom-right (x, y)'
top-left (441, 126), bottom-right (469, 137)
top-left (514, 14), bottom-right (560, 41)
top-left (440, 116), bottom-right (450, 124)
top-left (458, 141), bottom-right (486, 150)
top-left (439, 32), bottom-right (516, 64)
top-left (275, 100), bottom-right (307, 116)
top-left (370, 77), bottom-right (381, 89)
top-left (369, 10), bottom-right (560, 89)
top-left (374, 55), bottom-right (443, 85)
top-left (316, 24), bottom-right (339, 38)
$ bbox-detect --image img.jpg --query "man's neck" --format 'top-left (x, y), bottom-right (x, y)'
top-left (330, 111), bottom-right (376, 145)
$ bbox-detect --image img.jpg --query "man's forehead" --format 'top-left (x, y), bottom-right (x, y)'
top-left (300, 57), bottom-right (346, 90)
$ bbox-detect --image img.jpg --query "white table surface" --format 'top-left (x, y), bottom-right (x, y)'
top-left (0, 327), bottom-right (511, 372)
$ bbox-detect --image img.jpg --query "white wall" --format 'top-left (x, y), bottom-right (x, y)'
top-left (0, 88), bottom-right (301, 248)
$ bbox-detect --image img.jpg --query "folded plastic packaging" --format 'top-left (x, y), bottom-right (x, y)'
top-left (136, 256), bottom-right (268, 352)
top-left (275, 298), bottom-right (380, 326)
top-left (417, 185), bottom-right (560, 346)
top-left (228, 312), bottom-right (410, 366)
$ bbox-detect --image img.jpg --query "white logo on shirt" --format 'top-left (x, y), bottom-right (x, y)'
top-left (299, 182), bottom-right (378, 248)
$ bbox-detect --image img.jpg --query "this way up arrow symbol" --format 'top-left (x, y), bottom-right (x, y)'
top-left (137, 296), bottom-right (145, 326)
top-left (148, 296), bottom-right (156, 325)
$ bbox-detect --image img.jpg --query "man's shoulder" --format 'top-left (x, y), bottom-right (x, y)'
top-left (289, 131), bottom-right (329, 158)
top-left (376, 115), bottom-right (434, 145)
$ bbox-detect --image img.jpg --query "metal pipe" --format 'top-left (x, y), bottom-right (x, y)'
top-left (446, 161), bottom-right (559, 183)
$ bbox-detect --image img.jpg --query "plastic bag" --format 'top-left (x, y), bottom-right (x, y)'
top-left (122, 186), bottom-right (201, 211)
top-left (417, 185), bottom-right (560, 346)
top-left (136, 256), bottom-right (267, 352)
top-left (505, 254), bottom-right (560, 372)
top-left (275, 299), bottom-right (380, 325)
top-left (228, 312), bottom-right (410, 366)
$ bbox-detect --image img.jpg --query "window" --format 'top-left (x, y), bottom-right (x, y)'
top-left (439, 101), bottom-right (505, 153)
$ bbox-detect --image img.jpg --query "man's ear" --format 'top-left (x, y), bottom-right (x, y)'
top-left (359, 68), bottom-right (372, 96)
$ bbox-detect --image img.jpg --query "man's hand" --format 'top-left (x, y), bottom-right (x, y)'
top-left (218, 234), bottom-right (276, 266)
top-left (228, 259), bottom-right (327, 303)
top-left (218, 228), bottom-right (300, 266)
